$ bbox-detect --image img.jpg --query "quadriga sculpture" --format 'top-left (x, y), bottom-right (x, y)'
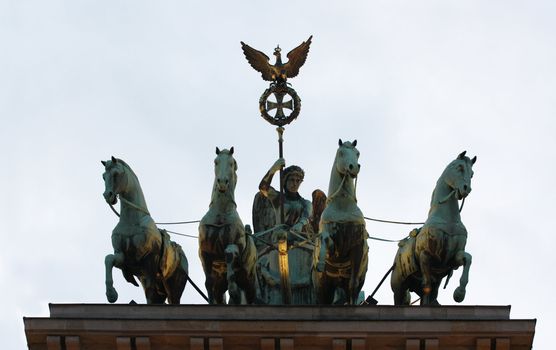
top-left (198, 147), bottom-right (257, 304)
top-left (313, 139), bottom-right (369, 304)
top-left (391, 151), bottom-right (476, 305)
top-left (102, 157), bottom-right (189, 304)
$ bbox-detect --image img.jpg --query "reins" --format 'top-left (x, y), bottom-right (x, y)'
top-left (438, 189), bottom-right (456, 204)
top-left (364, 217), bottom-right (424, 225)
top-left (327, 172), bottom-right (359, 205)
top-left (107, 195), bottom-right (150, 217)
top-left (106, 192), bottom-right (466, 245)
top-left (438, 189), bottom-right (466, 213)
top-left (120, 196), bottom-right (151, 215)
top-left (326, 174), bottom-right (347, 204)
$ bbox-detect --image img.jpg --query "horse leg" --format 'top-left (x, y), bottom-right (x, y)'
top-left (418, 250), bottom-right (433, 304)
top-left (428, 279), bottom-right (442, 306)
top-left (316, 231), bottom-right (332, 272)
top-left (311, 266), bottom-right (323, 304)
top-left (453, 251), bottom-right (472, 302)
top-left (212, 274), bottom-right (227, 304)
top-left (225, 245), bottom-right (242, 304)
top-left (349, 248), bottom-right (363, 305)
top-left (162, 247), bottom-right (188, 305)
top-left (391, 268), bottom-right (410, 305)
top-left (200, 252), bottom-right (216, 304)
top-left (144, 279), bottom-right (166, 304)
top-left (162, 279), bottom-right (174, 304)
top-left (243, 278), bottom-right (256, 305)
top-left (332, 286), bottom-right (346, 305)
top-left (356, 242), bottom-right (369, 304)
top-left (164, 271), bottom-right (185, 305)
top-left (323, 275), bottom-right (335, 304)
top-left (169, 253), bottom-right (189, 304)
top-left (104, 252), bottom-right (124, 303)
top-left (226, 256), bottom-right (241, 304)
top-left (241, 265), bottom-right (257, 305)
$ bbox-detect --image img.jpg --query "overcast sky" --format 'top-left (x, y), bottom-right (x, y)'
top-left (1, 1), bottom-right (554, 348)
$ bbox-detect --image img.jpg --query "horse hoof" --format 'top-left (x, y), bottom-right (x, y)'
top-left (106, 288), bottom-right (119, 303)
top-left (453, 287), bottom-right (466, 302)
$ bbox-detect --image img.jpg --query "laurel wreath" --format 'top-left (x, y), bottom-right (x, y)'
top-left (259, 85), bottom-right (301, 127)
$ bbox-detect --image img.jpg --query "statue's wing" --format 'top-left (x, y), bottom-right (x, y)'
top-left (252, 192), bottom-right (276, 233)
top-left (310, 189), bottom-right (327, 234)
top-left (252, 192), bottom-right (276, 251)
top-left (284, 35), bottom-right (313, 78)
top-left (241, 42), bottom-right (274, 81)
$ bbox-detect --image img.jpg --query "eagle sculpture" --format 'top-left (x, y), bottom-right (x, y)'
top-left (241, 36), bottom-right (312, 83)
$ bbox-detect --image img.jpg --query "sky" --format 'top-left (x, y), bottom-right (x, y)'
top-left (1, 0), bottom-right (554, 348)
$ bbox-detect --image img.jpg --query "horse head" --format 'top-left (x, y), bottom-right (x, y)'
top-left (101, 156), bottom-right (129, 205)
top-left (335, 139), bottom-right (361, 179)
top-left (214, 147), bottom-right (237, 195)
top-left (443, 151), bottom-right (477, 200)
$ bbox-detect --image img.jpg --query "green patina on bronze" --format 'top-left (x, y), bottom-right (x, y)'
top-left (98, 39), bottom-right (480, 308)
top-left (102, 157), bottom-right (189, 304)
top-left (254, 158), bottom-right (318, 305)
top-left (312, 140), bottom-right (369, 305)
top-left (391, 151), bottom-right (477, 305)
top-left (198, 147), bottom-right (257, 304)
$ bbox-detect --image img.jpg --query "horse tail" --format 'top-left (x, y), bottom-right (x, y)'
top-left (443, 269), bottom-right (453, 289)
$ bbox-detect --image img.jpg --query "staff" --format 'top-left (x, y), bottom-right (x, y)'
top-left (241, 36), bottom-right (312, 304)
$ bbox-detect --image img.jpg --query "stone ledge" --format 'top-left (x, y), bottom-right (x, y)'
top-left (48, 304), bottom-right (512, 320)
top-left (24, 305), bottom-right (536, 350)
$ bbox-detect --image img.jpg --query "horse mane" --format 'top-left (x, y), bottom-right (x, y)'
top-left (441, 156), bottom-right (472, 178)
top-left (114, 158), bottom-right (140, 184)
top-left (430, 155), bottom-right (473, 209)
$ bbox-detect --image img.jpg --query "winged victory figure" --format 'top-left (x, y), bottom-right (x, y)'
top-left (241, 35), bottom-right (312, 83)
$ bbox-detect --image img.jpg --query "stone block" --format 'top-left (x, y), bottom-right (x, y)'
top-left (280, 338), bottom-right (294, 350)
top-left (209, 337), bottom-right (223, 350)
top-left (116, 337), bottom-right (131, 350)
top-left (46, 336), bottom-right (61, 350)
top-left (190, 337), bottom-right (204, 350)
top-left (406, 338), bottom-right (420, 350)
top-left (65, 336), bottom-right (80, 350)
top-left (332, 339), bottom-right (346, 350)
top-left (136, 337), bottom-right (151, 350)
top-left (476, 338), bottom-right (491, 350)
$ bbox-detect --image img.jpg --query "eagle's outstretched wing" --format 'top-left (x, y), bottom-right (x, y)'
top-left (241, 41), bottom-right (274, 81)
top-left (284, 35), bottom-right (312, 79)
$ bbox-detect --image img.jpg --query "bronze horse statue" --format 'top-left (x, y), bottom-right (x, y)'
top-left (391, 151), bottom-right (476, 305)
top-left (313, 140), bottom-right (369, 304)
top-left (198, 147), bottom-right (257, 304)
top-left (102, 157), bottom-right (189, 304)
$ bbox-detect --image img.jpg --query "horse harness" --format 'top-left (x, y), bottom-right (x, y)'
top-left (323, 222), bottom-right (366, 279)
